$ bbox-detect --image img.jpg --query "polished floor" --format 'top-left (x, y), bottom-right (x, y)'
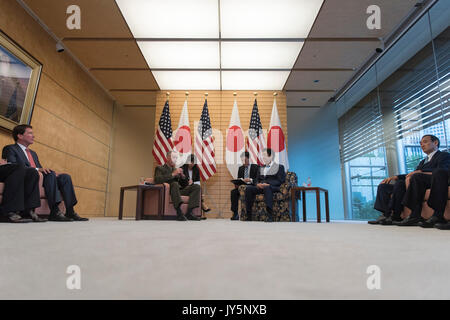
top-left (1, 218), bottom-right (449, 300)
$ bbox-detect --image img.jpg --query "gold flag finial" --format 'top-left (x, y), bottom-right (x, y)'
top-left (166, 92), bottom-right (170, 100)
top-left (233, 92), bottom-right (237, 97)
top-left (253, 92), bottom-right (258, 97)
top-left (205, 92), bottom-right (209, 97)
top-left (185, 91), bottom-right (189, 97)
top-left (273, 92), bottom-right (278, 97)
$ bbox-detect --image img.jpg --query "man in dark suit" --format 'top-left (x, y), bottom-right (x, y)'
top-left (154, 151), bottom-right (201, 221)
top-left (2, 125), bottom-right (88, 222)
top-left (0, 161), bottom-right (41, 223)
top-left (397, 135), bottom-right (450, 226)
top-left (370, 135), bottom-right (450, 226)
top-left (417, 168), bottom-right (450, 229)
top-left (244, 148), bottom-right (286, 222)
top-left (230, 151), bottom-right (259, 220)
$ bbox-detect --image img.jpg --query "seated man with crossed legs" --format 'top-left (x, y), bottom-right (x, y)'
top-left (244, 148), bottom-right (285, 222)
top-left (2, 125), bottom-right (88, 222)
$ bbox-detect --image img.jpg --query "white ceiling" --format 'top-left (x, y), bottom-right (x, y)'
top-left (115, 0), bottom-right (324, 90)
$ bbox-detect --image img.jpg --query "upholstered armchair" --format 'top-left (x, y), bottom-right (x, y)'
top-left (0, 171), bottom-right (65, 216)
top-left (142, 178), bottom-right (201, 219)
top-left (238, 171), bottom-right (298, 222)
top-left (401, 188), bottom-right (450, 221)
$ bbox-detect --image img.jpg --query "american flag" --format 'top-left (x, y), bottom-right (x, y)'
top-left (247, 99), bottom-right (266, 166)
top-left (153, 101), bottom-right (174, 165)
top-left (195, 99), bottom-right (216, 181)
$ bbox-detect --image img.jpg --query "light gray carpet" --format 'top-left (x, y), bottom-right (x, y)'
top-left (1, 218), bottom-right (449, 300)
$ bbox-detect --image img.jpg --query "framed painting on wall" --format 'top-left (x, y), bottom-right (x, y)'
top-left (0, 30), bottom-right (42, 131)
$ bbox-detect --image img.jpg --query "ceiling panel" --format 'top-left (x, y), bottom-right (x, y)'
top-left (222, 71), bottom-right (291, 90)
top-left (285, 70), bottom-right (354, 90)
top-left (294, 41), bottom-right (378, 69)
top-left (152, 71), bottom-right (220, 90)
top-left (23, 0), bottom-right (132, 38)
top-left (286, 91), bottom-right (333, 107)
top-left (309, 0), bottom-right (418, 38)
top-left (138, 41), bottom-right (220, 69)
top-left (221, 42), bottom-right (304, 69)
top-left (64, 40), bottom-right (148, 69)
top-left (220, 0), bottom-right (324, 38)
top-left (110, 91), bottom-right (157, 106)
top-left (115, 0), bottom-right (219, 38)
top-left (91, 70), bottom-right (159, 90)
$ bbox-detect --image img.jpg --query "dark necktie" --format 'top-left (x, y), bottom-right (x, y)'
top-left (244, 166), bottom-right (249, 179)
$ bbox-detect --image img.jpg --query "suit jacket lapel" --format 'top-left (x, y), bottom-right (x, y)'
top-left (14, 143), bottom-right (30, 166)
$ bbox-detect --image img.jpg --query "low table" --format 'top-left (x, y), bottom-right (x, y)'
top-left (291, 187), bottom-right (330, 223)
top-left (118, 184), bottom-right (165, 220)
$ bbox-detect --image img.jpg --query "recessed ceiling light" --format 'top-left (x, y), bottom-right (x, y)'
top-left (220, 0), bottom-right (324, 38)
top-left (152, 71), bottom-right (220, 90)
top-left (222, 71), bottom-right (290, 90)
top-left (137, 42), bottom-right (220, 69)
top-left (116, 0), bottom-right (219, 38)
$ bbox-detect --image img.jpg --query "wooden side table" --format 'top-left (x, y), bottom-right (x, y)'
top-left (118, 184), bottom-right (165, 220)
top-left (291, 187), bottom-right (330, 223)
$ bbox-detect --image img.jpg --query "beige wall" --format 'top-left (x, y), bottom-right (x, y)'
top-left (106, 105), bottom-right (155, 218)
top-left (154, 91), bottom-right (288, 219)
top-left (0, 0), bottom-right (114, 217)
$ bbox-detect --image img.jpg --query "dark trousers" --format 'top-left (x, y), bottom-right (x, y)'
top-left (402, 173), bottom-right (432, 218)
top-left (374, 180), bottom-right (406, 219)
top-left (42, 172), bottom-right (77, 214)
top-left (245, 185), bottom-right (279, 214)
top-left (231, 187), bottom-right (240, 214)
top-left (426, 169), bottom-right (449, 218)
top-left (0, 164), bottom-right (40, 215)
top-left (170, 182), bottom-right (201, 210)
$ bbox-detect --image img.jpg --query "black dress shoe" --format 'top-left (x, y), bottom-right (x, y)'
top-left (380, 217), bottom-right (402, 225)
top-left (48, 212), bottom-right (73, 222)
top-left (396, 216), bottom-right (422, 226)
top-left (66, 212), bottom-right (89, 221)
top-left (368, 215), bottom-right (386, 225)
top-left (230, 212), bottom-right (239, 220)
top-left (29, 211), bottom-right (47, 223)
top-left (176, 214), bottom-right (187, 221)
top-left (419, 216), bottom-right (446, 228)
top-left (434, 222), bottom-right (450, 230)
top-left (185, 212), bottom-right (201, 221)
top-left (0, 213), bottom-right (32, 223)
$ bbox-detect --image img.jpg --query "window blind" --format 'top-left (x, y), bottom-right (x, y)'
top-left (338, 91), bottom-right (385, 163)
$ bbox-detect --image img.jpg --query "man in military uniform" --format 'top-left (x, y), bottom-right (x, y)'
top-left (154, 151), bottom-right (201, 221)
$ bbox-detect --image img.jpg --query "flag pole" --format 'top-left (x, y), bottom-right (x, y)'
top-left (201, 92), bottom-right (219, 217)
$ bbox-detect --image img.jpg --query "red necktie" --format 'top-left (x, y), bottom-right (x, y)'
top-left (25, 148), bottom-right (37, 168)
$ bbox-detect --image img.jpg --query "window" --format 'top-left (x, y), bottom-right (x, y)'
top-left (338, 12), bottom-right (449, 220)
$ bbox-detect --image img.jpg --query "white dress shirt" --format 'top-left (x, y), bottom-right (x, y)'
top-left (188, 168), bottom-right (201, 185)
top-left (426, 150), bottom-right (438, 163)
top-left (264, 162), bottom-right (272, 176)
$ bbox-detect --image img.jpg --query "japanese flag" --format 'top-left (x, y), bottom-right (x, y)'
top-left (173, 100), bottom-right (192, 167)
top-left (226, 99), bottom-right (245, 178)
top-left (268, 98), bottom-right (289, 171)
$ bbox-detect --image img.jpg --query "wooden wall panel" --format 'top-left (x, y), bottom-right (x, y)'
top-left (154, 91), bottom-right (287, 219)
top-left (0, 0), bottom-right (114, 217)
top-left (106, 105), bottom-right (156, 218)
